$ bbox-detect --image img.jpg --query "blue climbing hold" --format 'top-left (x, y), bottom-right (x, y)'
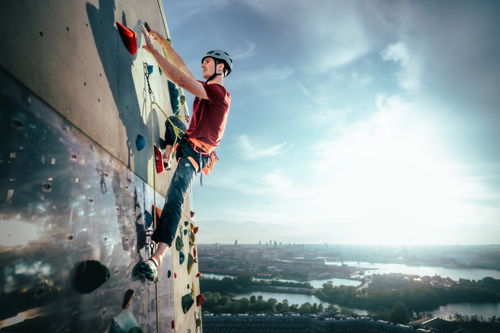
top-left (136, 135), bottom-right (145, 151)
top-left (183, 229), bottom-right (188, 235)
top-left (147, 65), bottom-right (154, 75)
top-left (179, 252), bottom-right (185, 265)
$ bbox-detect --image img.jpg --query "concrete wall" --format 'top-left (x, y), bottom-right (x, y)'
top-left (0, 1), bottom-right (201, 332)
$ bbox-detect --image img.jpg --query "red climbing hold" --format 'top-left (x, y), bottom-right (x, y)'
top-left (190, 210), bottom-right (195, 218)
top-left (196, 294), bottom-right (205, 307)
top-left (154, 146), bottom-right (164, 173)
top-left (116, 22), bottom-right (137, 55)
top-left (193, 248), bottom-right (197, 258)
top-left (196, 272), bottom-right (201, 278)
top-left (194, 227), bottom-right (199, 234)
top-left (174, 272), bottom-right (177, 278)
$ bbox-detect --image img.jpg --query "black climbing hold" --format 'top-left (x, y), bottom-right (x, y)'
top-left (184, 221), bottom-right (189, 227)
top-left (73, 260), bottom-right (110, 294)
top-left (122, 289), bottom-right (134, 309)
top-left (135, 135), bottom-right (145, 151)
top-left (167, 270), bottom-right (172, 278)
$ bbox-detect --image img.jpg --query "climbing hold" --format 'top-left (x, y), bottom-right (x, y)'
top-left (174, 272), bottom-right (177, 278)
top-left (196, 294), bottom-right (205, 307)
top-left (154, 146), bottom-right (164, 173)
top-left (152, 205), bottom-right (162, 220)
top-left (175, 235), bottom-right (183, 251)
top-left (158, 66), bottom-right (163, 76)
top-left (193, 227), bottom-right (199, 234)
top-left (167, 270), bottom-right (172, 278)
top-left (184, 221), bottom-right (189, 227)
top-left (116, 22), bottom-right (137, 55)
top-left (136, 135), bottom-right (145, 151)
top-left (183, 229), bottom-right (188, 236)
top-left (144, 210), bottom-right (153, 228)
top-left (73, 260), bottom-right (110, 294)
top-left (181, 293), bottom-right (194, 313)
top-left (196, 318), bottom-right (201, 328)
top-left (147, 65), bottom-right (154, 75)
top-left (168, 81), bottom-right (181, 115)
top-left (193, 248), bottom-right (197, 258)
top-left (190, 210), bottom-right (195, 218)
top-left (196, 272), bottom-right (201, 278)
top-left (187, 254), bottom-right (194, 274)
top-left (180, 95), bottom-right (186, 105)
top-left (179, 251), bottom-right (185, 265)
top-left (171, 320), bottom-right (175, 329)
top-left (122, 289), bottom-right (134, 309)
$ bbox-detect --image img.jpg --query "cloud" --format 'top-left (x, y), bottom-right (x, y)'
top-left (381, 42), bottom-right (422, 91)
top-left (237, 135), bottom-right (290, 160)
top-left (231, 39), bottom-right (257, 61)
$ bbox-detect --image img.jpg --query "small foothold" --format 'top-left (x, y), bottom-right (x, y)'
top-left (147, 65), bottom-right (154, 75)
top-left (184, 221), bottom-right (189, 227)
top-left (136, 135), bottom-right (145, 151)
top-left (179, 252), bottom-right (185, 265)
top-left (67, 235), bottom-right (74, 241)
top-left (183, 229), bottom-right (188, 235)
top-left (180, 95), bottom-right (186, 105)
top-left (194, 227), bottom-right (199, 234)
top-left (171, 320), bottom-right (175, 329)
top-left (122, 289), bottom-right (134, 309)
top-left (196, 273), bottom-right (201, 278)
top-left (174, 272), bottom-right (177, 278)
top-left (167, 270), bottom-right (172, 278)
top-left (190, 211), bottom-right (195, 218)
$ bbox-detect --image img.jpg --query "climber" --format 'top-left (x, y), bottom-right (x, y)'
top-left (138, 24), bottom-right (232, 281)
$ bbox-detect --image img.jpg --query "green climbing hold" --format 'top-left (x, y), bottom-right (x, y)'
top-left (180, 95), bottom-right (186, 105)
top-left (175, 235), bottom-right (183, 251)
top-left (181, 293), bottom-right (194, 314)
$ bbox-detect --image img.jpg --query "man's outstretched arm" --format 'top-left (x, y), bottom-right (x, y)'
top-left (141, 25), bottom-right (208, 100)
top-left (148, 30), bottom-right (196, 82)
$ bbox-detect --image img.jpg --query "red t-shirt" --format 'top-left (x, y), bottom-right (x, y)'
top-left (186, 81), bottom-right (231, 150)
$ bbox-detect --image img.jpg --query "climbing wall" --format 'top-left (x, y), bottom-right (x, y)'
top-left (0, 1), bottom-right (202, 332)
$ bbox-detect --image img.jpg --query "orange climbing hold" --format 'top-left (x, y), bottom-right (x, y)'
top-left (116, 22), bottom-right (137, 54)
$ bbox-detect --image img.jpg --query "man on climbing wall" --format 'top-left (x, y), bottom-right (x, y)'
top-left (138, 24), bottom-right (232, 281)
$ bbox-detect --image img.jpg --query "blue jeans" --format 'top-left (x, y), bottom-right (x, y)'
top-left (151, 117), bottom-right (207, 246)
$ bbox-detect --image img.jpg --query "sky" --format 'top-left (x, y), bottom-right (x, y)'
top-left (161, 0), bottom-right (500, 245)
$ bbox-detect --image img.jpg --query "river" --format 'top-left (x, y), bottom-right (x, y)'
top-left (326, 261), bottom-right (500, 281)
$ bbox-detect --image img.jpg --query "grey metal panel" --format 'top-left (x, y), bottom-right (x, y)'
top-left (0, 0), bottom-right (182, 192)
top-left (0, 66), bottom-right (174, 332)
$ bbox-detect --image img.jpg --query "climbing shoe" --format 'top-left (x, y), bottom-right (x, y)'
top-left (138, 258), bottom-right (159, 282)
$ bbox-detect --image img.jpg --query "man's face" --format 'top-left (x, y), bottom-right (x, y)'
top-left (201, 57), bottom-right (215, 79)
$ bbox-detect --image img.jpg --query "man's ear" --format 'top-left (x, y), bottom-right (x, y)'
top-left (217, 62), bottom-right (225, 74)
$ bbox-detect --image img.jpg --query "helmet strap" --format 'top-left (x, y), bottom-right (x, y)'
top-left (205, 58), bottom-right (223, 83)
